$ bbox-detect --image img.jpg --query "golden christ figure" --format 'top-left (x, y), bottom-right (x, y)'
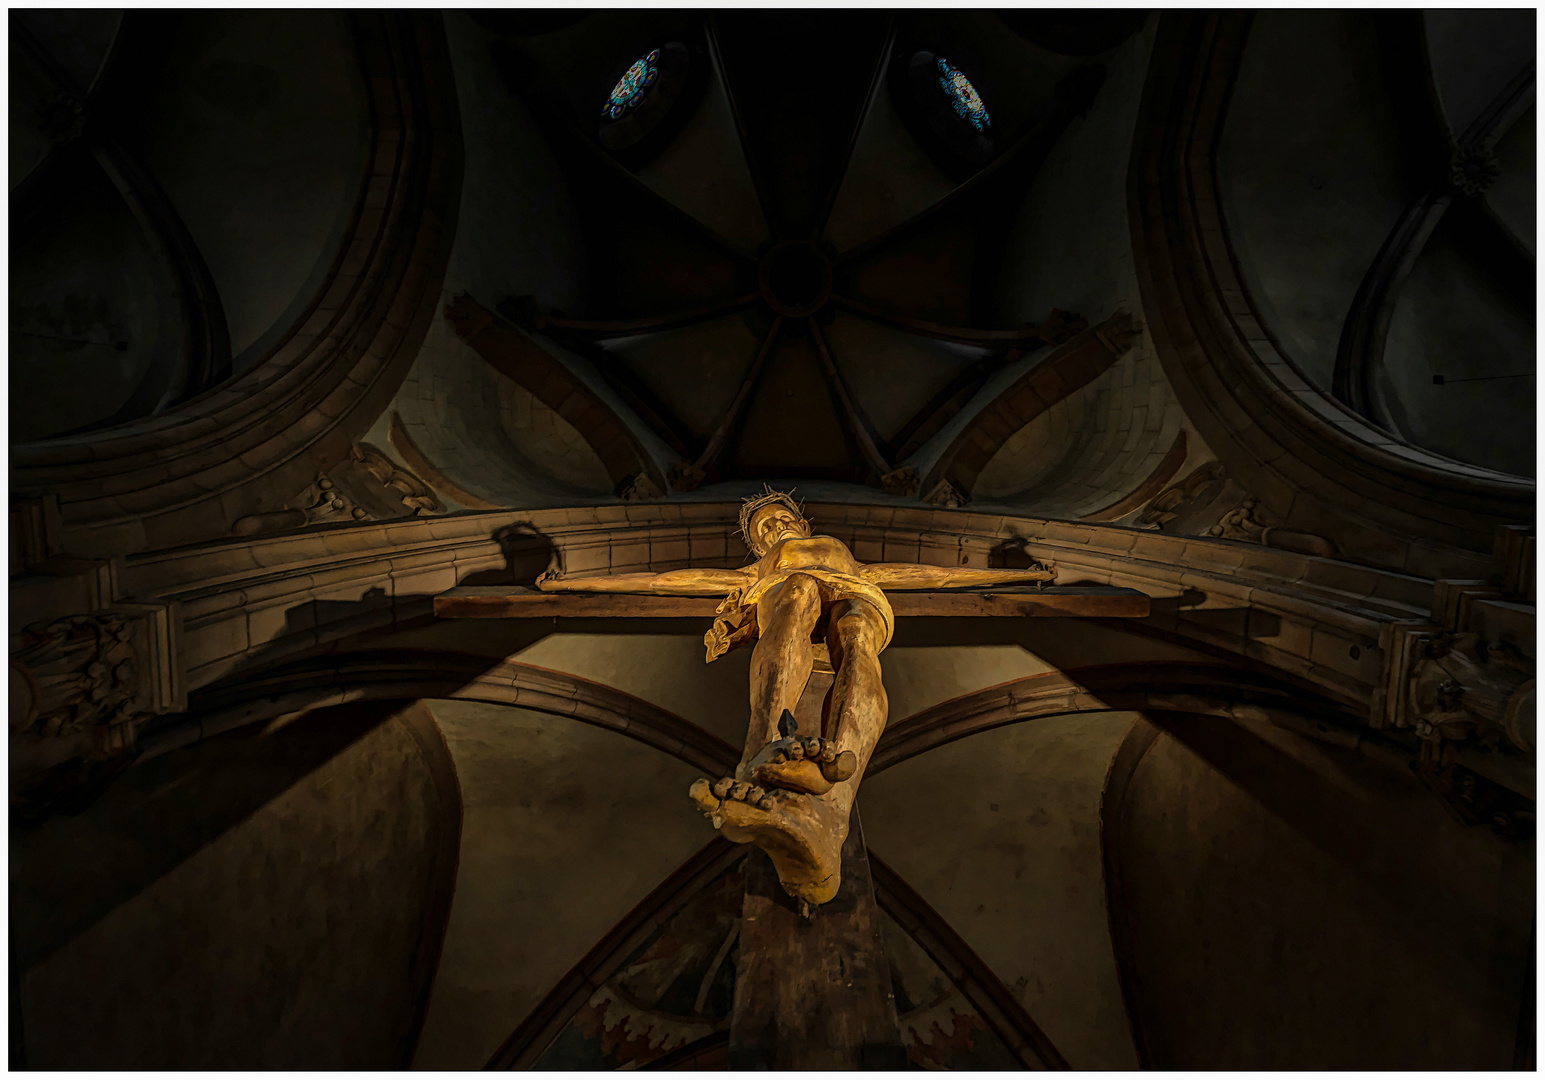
top-left (537, 489), bottom-right (1055, 904)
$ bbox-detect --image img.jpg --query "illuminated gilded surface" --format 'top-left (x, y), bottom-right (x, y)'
top-left (538, 490), bottom-right (1055, 904)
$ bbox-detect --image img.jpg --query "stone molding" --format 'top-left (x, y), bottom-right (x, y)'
top-left (142, 652), bottom-right (739, 778)
top-left (869, 661), bottom-right (1390, 775)
top-left (1130, 12), bottom-right (1533, 578)
top-left (10, 12), bottom-right (464, 558)
top-left (102, 503), bottom-right (1439, 717)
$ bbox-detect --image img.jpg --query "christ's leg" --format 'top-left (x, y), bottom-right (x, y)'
top-left (689, 597), bottom-right (890, 906)
top-left (740, 573), bottom-right (821, 774)
top-left (816, 598), bottom-right (889, 818)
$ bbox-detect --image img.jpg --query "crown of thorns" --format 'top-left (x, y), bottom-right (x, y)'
top-left (739, 486), bottom-right (808, 555)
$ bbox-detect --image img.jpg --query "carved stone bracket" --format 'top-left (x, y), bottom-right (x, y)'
top-left (921, 479), bottom-right (966, 509)
top-left (1376, 552), bottom-right (1535, 827)
top-left (231, 441), bottom-right (445, 537)
top-left (10, 601), bottom-right (183, 819)
top-left (1208, 497), bottom-right (1337, 558)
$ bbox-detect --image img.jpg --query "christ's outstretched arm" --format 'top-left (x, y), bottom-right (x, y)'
top-left (859, 562), bottom-right (1055, 590)
top-left (536, 566), bottom-right (753, 596)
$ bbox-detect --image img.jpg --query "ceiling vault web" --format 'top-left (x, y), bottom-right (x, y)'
top-left (493, 16), bottom-right (1111, 494)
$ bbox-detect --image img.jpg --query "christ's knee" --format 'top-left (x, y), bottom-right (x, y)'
top-left (768, 573), bottom-right (822, 626)
top-left (781, 573), bottom-right (821, 611)
top-left (832, 608), bottom-right (882, 664)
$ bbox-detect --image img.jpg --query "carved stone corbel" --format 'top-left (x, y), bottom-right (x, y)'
top-left (619, 473), bottom-right (665, 501)
top-left (1377, 561), bottom-right (1535, 831)
top-left (10, 602), bottom-right (183, 819)
top-left (351, 442), bottom-right (443, 515)
top-left (1207, 497), bottom-right (1337, 558)
top-left (921, 479), bottom-right (967, 509)
top-left (231, 441), bottom-right (445, 536)
top-left (879, 466), bottom-right (919, 497)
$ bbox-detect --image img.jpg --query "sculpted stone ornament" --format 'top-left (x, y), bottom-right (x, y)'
top-left (536, 488), bottom-right (1057, 905)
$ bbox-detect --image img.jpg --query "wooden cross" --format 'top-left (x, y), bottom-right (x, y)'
top-left (436, 580), bottom-right (1145, 1068)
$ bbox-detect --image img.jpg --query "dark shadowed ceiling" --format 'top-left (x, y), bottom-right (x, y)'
top-left (8, 8), bottom-right (1536, 539)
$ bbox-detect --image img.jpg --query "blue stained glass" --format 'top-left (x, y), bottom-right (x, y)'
top-left (936, 58), bottom-right (991, 133)
top-left (604, 49), bottom-right (661, 120)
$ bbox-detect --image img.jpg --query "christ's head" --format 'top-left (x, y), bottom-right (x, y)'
top-left (740, 489), bottom-right (811, 556)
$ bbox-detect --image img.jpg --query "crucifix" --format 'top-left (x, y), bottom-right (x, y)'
top-left (535, 489), bottom-right (1068, 906)
top-left (436, 493), bottom-right (1148, 1068)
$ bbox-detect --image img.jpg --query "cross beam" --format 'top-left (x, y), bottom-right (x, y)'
top-left (433, 584), bottom-right (1150, 619)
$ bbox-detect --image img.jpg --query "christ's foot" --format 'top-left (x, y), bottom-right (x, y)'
top-left (689, 777), bottom-right (845, 905)
top-left (742, 736), bottom-right (858, 796)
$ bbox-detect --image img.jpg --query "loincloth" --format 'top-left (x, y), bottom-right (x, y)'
top-left (703, 569), bottom-right (894, 663)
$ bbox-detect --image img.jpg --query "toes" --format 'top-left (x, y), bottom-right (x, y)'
top-left (802, 737), bottom-right (822, 757)
top-left (746, 785), bottom-right (766, 804)
top-left (823, 750), bottom-right (858, 782)
top-left (758, 793), bottom-right (777, 810)
top-left (712, 777), bottom-right (735, 799)
top-left (730, 781), bottom-right (752, 801)
top-left (787, 742), bottom-right (806, 761)
top-left (817, 742), bottom-right (836, 764)
top-left (770, 750), bottom-right (787, 764)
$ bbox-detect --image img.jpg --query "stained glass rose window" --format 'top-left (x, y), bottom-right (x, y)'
top-left (935, 58), bottom-right (990, 133)
top-left (603, 49), bottom-right (661, 121)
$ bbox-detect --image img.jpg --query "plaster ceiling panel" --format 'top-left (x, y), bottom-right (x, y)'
top-left (512, 633), bottom-right (751, 750)
top-left (10, 10), bottom-right (122, 193)
top-left (1112, 713), bottom-right (1529, 1067)
top-left (136, 10), bottom-right (371, 366)
top-left (1485, 105), bottom-right (1535, 260)
top-left (880, 645), bottom-right (1050, 724)
top-left (586, 199), bottom-right (754, 319)
top-left (862, 710), bottom-right (1141, 1070)
top-left (836, 220), bottom-right (977, 327)
top-left (602, 313), bottom-right (766, 441)
top-left (974, 341), bottom-right (1186, 521)
top-left (974, 384), bottom-right (1098, 501)
top-left (819, 314), bottom-right (991, 445)
top-left (992, 15), bottom-right (1156, 329)
top-left (391, 314), bottom-right (612, 509)
top-left (822, 66), bottom-right (958, 255)
top-left (632, 61), bottom-right (769, 251)
top-left (1381, 218), bottom-right (1535, 478)
top-left (729, 328), bottom-right (866, 481)
top-left (444, 11), bottom-right (587, 317)
top-left (1217, 10), bottom-right (1413, 394)
top-left (710, 11), bottom-right (889, 239)
top-left (15, 703), bottom-right (451, 1069)
top-left (11, 163), bottom-right (180, 443)
top-left (412, 701), bottom-right (712, 1070)
top-left (9, 45), bottom-right (55, 192)
top-left (1422, 10), bottom-right (1535, 140)
top-left (886, 619), bottom-right (1214, 684)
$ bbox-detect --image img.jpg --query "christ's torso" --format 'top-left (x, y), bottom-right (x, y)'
top-left (753, 534), bottom-right (862, 580)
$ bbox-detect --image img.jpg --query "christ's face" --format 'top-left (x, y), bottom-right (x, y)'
top-left (751, 505), bottom-right (810, 553)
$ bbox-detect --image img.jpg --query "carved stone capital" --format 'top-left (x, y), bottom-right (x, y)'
top-left (10, 602), bottom-right (183, 818)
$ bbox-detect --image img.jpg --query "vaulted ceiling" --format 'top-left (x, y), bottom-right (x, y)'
top-left (8, 8), bottom-right (1535, 569)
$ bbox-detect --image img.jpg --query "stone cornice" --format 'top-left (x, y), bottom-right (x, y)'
top-left (102, 503), bottom-right (1440, 716)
